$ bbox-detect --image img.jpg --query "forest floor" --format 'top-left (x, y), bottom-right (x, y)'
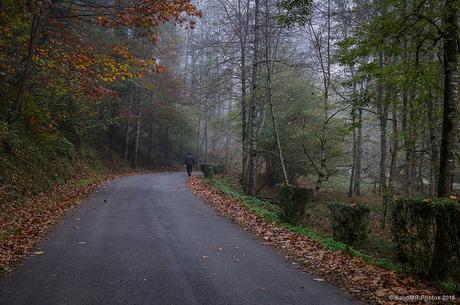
top-left (220, 170), bottom-right (400, 265)
top-left (188, 176), bottom-right (457, 304)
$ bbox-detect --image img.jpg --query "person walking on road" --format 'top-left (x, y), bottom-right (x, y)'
top-left (184, 153), bottom-right (196, 177)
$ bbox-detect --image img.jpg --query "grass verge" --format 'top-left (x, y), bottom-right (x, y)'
top-left (209, 178), bottom-right (403, 273)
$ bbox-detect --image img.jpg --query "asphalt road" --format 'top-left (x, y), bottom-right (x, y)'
top-left (0, 173), bottom-right (359, 305)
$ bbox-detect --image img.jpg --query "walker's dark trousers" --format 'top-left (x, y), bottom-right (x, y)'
top-left (186, 164), bottom-right (193, 176)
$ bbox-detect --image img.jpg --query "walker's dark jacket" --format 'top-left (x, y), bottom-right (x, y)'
top-left (185, 155), bottom-right (195, 166)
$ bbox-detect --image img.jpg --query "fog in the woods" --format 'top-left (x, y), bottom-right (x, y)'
top-left (1, 0), bottom-right (459, 298)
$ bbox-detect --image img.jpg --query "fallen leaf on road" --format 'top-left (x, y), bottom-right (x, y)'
top-left (375, 289), bottom-right (387, 297)
top-left (313, 278), bottom-right (325, 282)
top-left (32, 251), bottom-right (44, 255)
top-left (0, 171), bottom-right (146, 272)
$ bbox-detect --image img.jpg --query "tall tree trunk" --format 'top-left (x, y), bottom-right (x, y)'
top-left (147, 124), bottom-right (153, 165)
top-left (204, 99), bottom-right (209, 163)
top-left (310, 0), bottom-right (331, 192)
top-left (12, 13), bottom-right (40, 121)
top-left (407, 89), bottom-right (417, 195)
top-left (417, 138), bottom-right (425, 193)
top-left (349, 120), bottom-right (356, 197)
top-left (378, 103), bottom-right (389, 196)
top-left (225, 100), bottom-right (233, 163)
top-left (247, 0), bottom-right (260, 195)
top-left (191, 48), bottom-right (200, 170)
top-left (384, 98), bottom-right (398, 227)
top-left (108, 99), bottom-right (114, 151)
top-left (354, 107), bottom-right (363, 195)
top-left (431, 0), bottom-right (458, 277)
top-left (133, 97), bottom-right (142, 169)
top-left (401, 87), bottom-right (409, 192)
top-left (376, 62), bottom-right (388, 197)
top-left (195, 108), bottom-right (201, 170)
top-left (427, 94), bottom-right (438, 197)
top-left (164, 126), bottom-right (169, 160)
top-left (264, 0), bottom-right (288, 186)
top-left (124, 92), bottom-right (132, 161)
top-left (438, 0), bottom-right (459, 197)
top-left (400, 0), bottom-right (410, 195)
top-left (388, 100), bottom-right (399, 192)
top-left (239, 0), bottom-right (250, 188)
top-left (124, 123), bottom-right (130, 160)
top-left (350, 65), bottom-right (361, 196)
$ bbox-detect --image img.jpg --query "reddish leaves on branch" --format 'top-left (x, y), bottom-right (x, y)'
top-left (90, 0), bottom-right (202, 30)
top-left (1, 0), bottom-right (201, 100)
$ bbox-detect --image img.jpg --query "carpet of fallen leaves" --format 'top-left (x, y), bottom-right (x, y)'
top-left (0, 170), bottom-right (144, 273)
top-left (188, 176), bottom-right (457, 305)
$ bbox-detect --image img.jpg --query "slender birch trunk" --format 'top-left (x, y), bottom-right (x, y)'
top-left (247, 0), bottom-right (260, 195)
top-left (264, 0), bottom-right (288, 185)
